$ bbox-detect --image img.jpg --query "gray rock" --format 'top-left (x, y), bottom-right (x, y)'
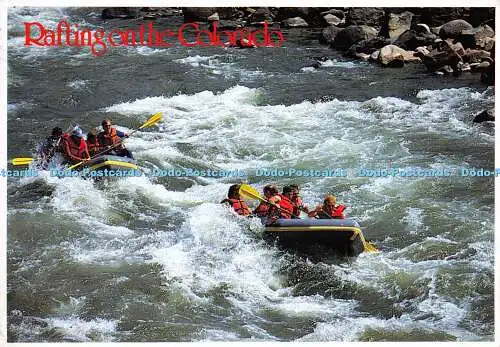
top-left (347, 8), bottom-right (385, 28)
top-left (208, 12), bottom-right (219, 21)
top-left (333, 25), bottom-right (378, 51)
top-left (319, 25), bottom-right (342, 45)
top-left (387, 11), bottom-right (414, 41)
top-left (456, 25), bottom-right (495, 49)
top-left (249, 7), bottom-right (274, 22)
top-left (439, 19), bottom-right (473, 39)
top-left (392, 30), bottom-right (437, 51)
top-left (416, 23), bottom-right (431, 34)
top-left (320, 9), bottom-right (345, 19)
top-left (324, 14), bottom-right (343, 26)
top-left (462, 49), bottom-right (491, 64)
top-left (282, 17), bottom-right (309, 28)
top-left (346, 37), bottom-right (390, 56)
top-left (182, 7), bottom-right (218, 21)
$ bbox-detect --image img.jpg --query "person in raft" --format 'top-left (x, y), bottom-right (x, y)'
top-left (86, 130), bottom-right (101, 157)
top-left (38, 126), bottom-right (63, 167)
top-left (97, 119), bottom-right (133, 159)
top-left (289, 184), bottom-right (309, 218)
top-left (220, 184), bottom-right (251, 216)
top-left (60, 125), bottom-right (91, 165)
top-left (266, 185), bottom-right (296, 225)
top-left (253, 184), bottom-right (281, 217)
top-left (308, 195), bottom-right (346, 219)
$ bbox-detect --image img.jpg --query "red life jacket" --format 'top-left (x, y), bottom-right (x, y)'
top-left (98, 128), bottom-right (121, 147)
top-left (228, 198), bottom-right (251, 216)
top-left (87, 139), bottom-right (100, 156)
top-left (61, 133), bottom-right (88, 161)
top-left (319, 204), bottom-right (346, 219)
top-left (253, 202), bottom-right (269, 217)
top-left (292, 196), bottom-right (303, 217)
top-left (278, 194), bottom-right (294, 219)
top-left (332, 204), bottom-right (346, 219)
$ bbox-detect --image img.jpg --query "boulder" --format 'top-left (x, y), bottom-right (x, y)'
top-left (415, 23), bottom-right (431, 34)
top-left (320, 9), bottom-right (345, 19)
top-left (249, 7), bottom-right (274, 22)
top-left (333, 25), bottom-right (378, 51)
top-left (346, 37), bottom-right (390, 56)
top-left (439, 19), bottom-right (473, 39)
top-left (217, 20), bottom-right (244, 30)
top-left (282, 17), bottom-right (309, 27)
top-left (456, 25), bottom-right (495, 49)
top-left (102, 8), bottom-right (140, 19)
top-left (462, 49), bottom-right (491, 63)
top-left (275, 8), bottom-right (330, 27)
top-left (473, 109), bottom-right (495, 123)
top-left (346, 8), bottom-right (385, 27)
top-left (415, 46), bottom-right (431, 56)
top-left (208, 12), bottom-right (219, 21)
top-left (182, 7), bottom-right (218, 21)
top-left (387, 11), bottom-right (414, 41)
top-left (355, 53), bottom-right (371, 61)
top-left (392, 29), bottom-right (437, 51)
top-left (324, 14), bottom-right (343, 26)
top-left (319, 25), bottom-right (342, 45)
top-left (421, 40), bottom-right (463, 71)
top-left (379, 44), bottom-right (420, 66)
top-left (370, 50), bottom-right (380, 61)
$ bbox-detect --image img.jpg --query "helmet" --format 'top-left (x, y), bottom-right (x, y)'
top-left (71, 126), bottom-right (84, 137)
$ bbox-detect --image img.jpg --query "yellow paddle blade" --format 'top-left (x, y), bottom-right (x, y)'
top-left (239, 184), bottom-right (264, 202)
top-left (67, 160), bottom-right (86, 171)
top-left (11, 157), bottom-right (34, 165)
top-left (358, 231), bottom-right (380, 254)
top-left (138, 112), bottom-right (162, 129)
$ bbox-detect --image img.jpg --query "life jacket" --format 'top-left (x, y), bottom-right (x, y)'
top-left (332, 204), bottom-right (346, 219)
top-left (253, 202), bottom-right (270, 217)
top-left (61, 133), bottom-right (87, 160)
top-left (98, 128), bottom-right (121, 147)
top-left (292, 196), bottom-right (303, 217)
top-left (318, 204), bottom-right (346, 219)
top-left (227, 198), bottom-right (251, 216)
top-left (278, 194), bottom-right (294, 219)
top-left (87, 139), bottom-right (100, 156)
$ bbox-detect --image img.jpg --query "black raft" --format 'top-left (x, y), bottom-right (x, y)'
top-left (263, 218), bottom-right (366, 257)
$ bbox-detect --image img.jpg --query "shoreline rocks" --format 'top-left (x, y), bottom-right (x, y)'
top-left (98, 6), bottom-right (495, 116)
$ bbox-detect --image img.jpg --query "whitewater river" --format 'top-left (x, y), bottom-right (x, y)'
top-left (6, 8), bottom-right (494, 342)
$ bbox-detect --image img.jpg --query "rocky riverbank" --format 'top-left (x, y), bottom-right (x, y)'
top-left (99, 7), bottom-right (495, 122)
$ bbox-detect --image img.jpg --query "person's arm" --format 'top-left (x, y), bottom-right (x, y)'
top-left (116, 130), bottom-right (128, 138)
top-left (82, 141), bottom-right (91, 160)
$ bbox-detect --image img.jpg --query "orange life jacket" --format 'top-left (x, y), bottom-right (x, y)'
top-left (61, 133), bottom-right (88, 161)
top-left (98, 128), bottom-right (121, 147)
top-left (227, 198), bottom-right (251, 216)
top-left (278, 194), bottom-right (294, 219)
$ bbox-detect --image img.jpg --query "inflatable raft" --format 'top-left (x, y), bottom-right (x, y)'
top-left (263, 218), bottom-right (366, 257)
top-left (81, 155), bottom-right (138, 174)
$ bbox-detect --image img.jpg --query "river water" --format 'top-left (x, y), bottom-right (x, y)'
top-left (6, 7), bottom-right (495, 342)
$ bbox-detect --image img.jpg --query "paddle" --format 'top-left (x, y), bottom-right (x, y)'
top-left (238, 183), bottom-right (302, 219)
top-left (11, 157), bottom-right (34, 166)
top-left (68, 112), bottom-right (163, 170)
